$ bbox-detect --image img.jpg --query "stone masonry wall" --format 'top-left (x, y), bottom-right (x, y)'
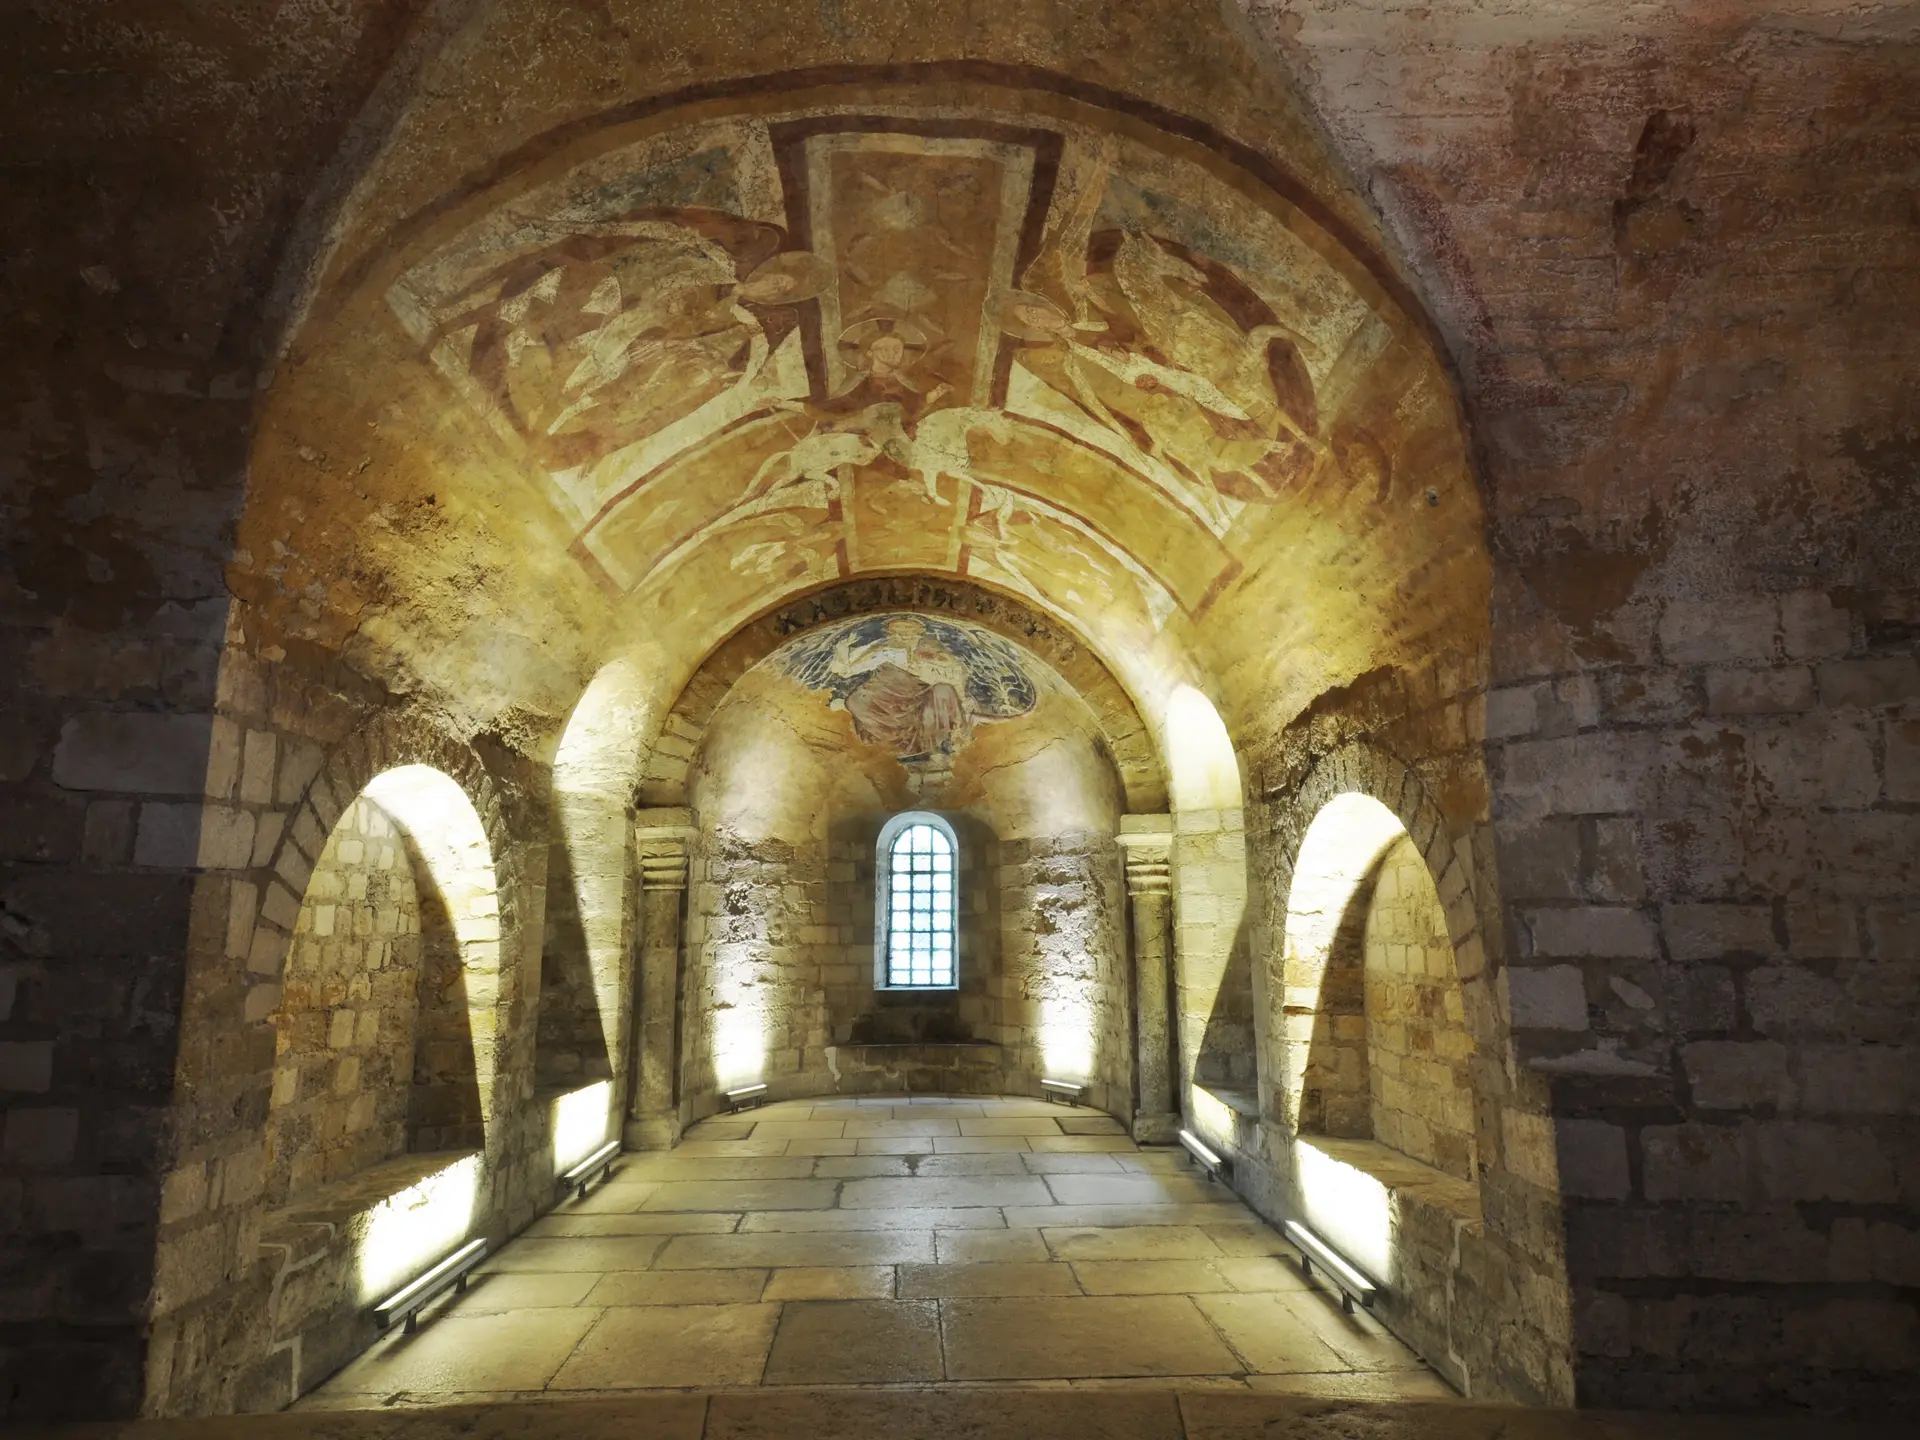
top-left (823, 813), bottom-right (998, 1053)
top-left (1240, 727), bottom-right (1572, 1408)
top-left (265, 797), bottom-right (424, 1206)
top-left (999, 833), bottom-right (1131, 1118)
top-left (680, 832), bottom-right (830, 1112)
top-left (1235, 1), bottom-right (1920, 1410)
top-left (1175, 809), bottom-right (1256, 1102)
top-left (1363, 834), bottom-right (1477, 1183)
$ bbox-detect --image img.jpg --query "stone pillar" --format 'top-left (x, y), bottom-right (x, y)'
top-left (626, 807), bottom-right (692, 1150)
top-left (1120, 815), bottom-right (1178, 1144)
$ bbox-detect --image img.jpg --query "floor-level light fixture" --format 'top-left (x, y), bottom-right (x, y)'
top-left (1178, 1128), bottom-right (1226, 1182)
top-left (559, 1139), bottom-right (620, 1202)
top-left (372, 1237), bottom-right (488, 1335)
top-left (724, 1082), bottom-right (769, 1113)
top-left (1285, 1219), bottom-right (1378, 1314)
top-left (1040, 1078), bottom-right (1086, 1106)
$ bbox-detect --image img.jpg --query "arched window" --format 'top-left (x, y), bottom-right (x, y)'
top-left (877, 813), bottom-right (959, 989)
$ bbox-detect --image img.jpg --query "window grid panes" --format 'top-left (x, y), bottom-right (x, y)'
top-left (887, 822), bottom-right (956, 988)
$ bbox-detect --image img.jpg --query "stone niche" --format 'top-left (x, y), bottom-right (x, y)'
top-left (679, 613), bottom-right (1131, 1116)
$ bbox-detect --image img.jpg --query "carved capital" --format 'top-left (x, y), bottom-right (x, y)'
top-left (634, 806), bottom-right (694, 892)
top-left (1117, 813), bottom-right (1173, 898)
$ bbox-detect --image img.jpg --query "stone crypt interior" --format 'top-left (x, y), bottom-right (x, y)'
top-left (2, 2), bottom-right (1917, 1437)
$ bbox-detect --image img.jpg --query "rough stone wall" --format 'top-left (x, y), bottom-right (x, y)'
top-left (1231, 0), bottom-right (1920, 1412)
top-left (1363, 835), bottom-right (1477, 1183)
top-left (999, 834), bottom-right (1131, 1116)
top-left (265, 797), bottom-right (424, 1206)
top-left (1175, 809), bottom-right (1255, 1099)
top-left (680, 832), bottom-right (829, 1108)
top-left (1236, 733), bottom-right (1569, 1408)
top-left (0, 4), bottom-right (457, 1412)
top-left (138, 699), bottom-right (557, 1419)
top-left (823, 814), bottom-right (1000, 1049)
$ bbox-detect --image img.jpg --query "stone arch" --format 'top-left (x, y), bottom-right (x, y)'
top-left (1287, 792), bottom-right (1478, 1179)
top-left (1251, 740), bottom-right (1569, 1404)
top-left (242, 712), bottom-right (529, 1158)
top-left (636, 576), bottom-right (1168, 814)
top-left (1260, 741), bottom-right (1490, 1132)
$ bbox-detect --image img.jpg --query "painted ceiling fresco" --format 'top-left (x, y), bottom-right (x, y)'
top-left (384, 97), bottom-right (1428, 661)
top-left (780, 612), bottom-right (1037, 772)
top-left (696, 610), bottom-right (1117, 824)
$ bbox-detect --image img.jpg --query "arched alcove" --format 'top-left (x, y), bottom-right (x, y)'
top-left (677, 609), bottom-right (1130, 1116)
top-left (1284, 790), bottom-right (1477, 1177)
top-left (1251, 746), bottom-right (1568, 1405)
top-left (1161, 685), bottom-right (1256, 1142)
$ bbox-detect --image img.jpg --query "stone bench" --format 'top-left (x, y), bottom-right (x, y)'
top-left (246, 1150), bottom-right (483, 1407)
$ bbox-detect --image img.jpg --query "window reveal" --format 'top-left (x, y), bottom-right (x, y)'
top-left (886, 820), bottom-right (956, 988)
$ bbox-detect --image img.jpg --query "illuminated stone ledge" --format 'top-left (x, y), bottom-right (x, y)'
top-left (248, 1151), bottom-right (482, 1409)
top-left (1294, 1137), bottom-right (1485, 1397)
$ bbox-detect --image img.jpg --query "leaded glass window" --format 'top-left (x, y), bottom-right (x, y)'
top-left (884, 818), bottom-right (957, 988)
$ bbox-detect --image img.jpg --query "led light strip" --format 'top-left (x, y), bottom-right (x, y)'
top-left (1285, 1219), bottom-right (1379, 1314)
top-left (372, 1237), bottom-right (488, 1335)
top-left (1039, 1078), bottom-right (1085, 1106)
top-left (1178, 1128), bottom-right (1226, 1181)
top-left (558, 1139), bottom-right (621, 1202)
top-left (724, 1082), bottom-right (769, 1113)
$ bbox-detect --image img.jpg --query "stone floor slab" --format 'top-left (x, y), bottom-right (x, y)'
top-left (321, 1308), bottom-right (601, 1393)
top-left (641, 1179), bottom-right (839, 1212)
top-left (1191, 1292), bottom-right (1358, 1374)
top-left (1044, 1174), bottom-right (1226, 1207)
top-left (839, 1176), bottom-right (1051, 1209)
top-left (654, 1229), bottom-right (934, 1269)
top-left (762, 1300), bottom-right (943, 1384)
top-left (761, 1265), bottom-right (895, 1300)
top-left (842, 1118), bottom-right (961, 1138)
top-left (583, 1269), bottom-right (769, 1306)
top-left (739, 1206), bottom-right (1002, 1232)
top-left (942, 1295), bottom-right (1242, 1379)
top-left (1040, 1226), bottom-right (1225, 1262)
top-left (703, 1387), bottom-right (1187, 1440)
top-left (934, 1227), bottom-right (1051, 1264)
top-left (910, 1152), bottom-right (1029, 1176)
top-left (930, 1135), bottom-right (1034, 1153)
top-left (1021, 1151), bottom-right (1126, 1174)
top-left (523, 1212), bottom-right (742, 1238)
top-left (809, 1155), bottom-right (910, 1177)
top-left (482, 1236), bottom-right (667, 1272)
top-left (1070, 1259), bottom-right (1238, 1294)
top-left (446, 1272), bottom-right (598, 1313)
top-left (898, 1261), bottom-right (1082, 1298)
top-left (546, 1303), bottom-right (780, 1389)
top-left (622, 1156), bottom-right (819, 1182)
top-left (958, 1117), bottom-right (1064, 1136)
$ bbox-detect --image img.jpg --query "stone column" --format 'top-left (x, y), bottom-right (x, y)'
top-left (1119, 815), bottom-right (1178, 1144)
top-left (626, 807), bottom-right (692, 1150)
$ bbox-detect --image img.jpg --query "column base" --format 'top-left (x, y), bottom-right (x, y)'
top-left (624, 1114), bottom-right (681, 1151)
top-left (1132, 1110), bottom-right (1182, 1145)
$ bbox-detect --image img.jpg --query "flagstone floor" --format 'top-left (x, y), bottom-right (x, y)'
top-left (300, 1095), bottom-right (1445, 1407)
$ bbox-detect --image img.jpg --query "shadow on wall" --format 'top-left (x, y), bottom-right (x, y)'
top-left (534, 835), bottom-right (613, 1090)
top-left (403, 832), bottom-right (484, 1153)
top-left (154, 762), bottom-right (520, 1416)
top-left (1195, 913), bottom-right (1257, 1097)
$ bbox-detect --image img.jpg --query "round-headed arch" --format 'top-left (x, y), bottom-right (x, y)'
top-left (637, 576), bottom-right (1170, 813)
top-left (244, 713), bottom-right (525, 1143)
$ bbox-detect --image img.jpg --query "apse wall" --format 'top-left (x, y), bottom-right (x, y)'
top-left (680, 613), bottom-right (1130, 1117)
